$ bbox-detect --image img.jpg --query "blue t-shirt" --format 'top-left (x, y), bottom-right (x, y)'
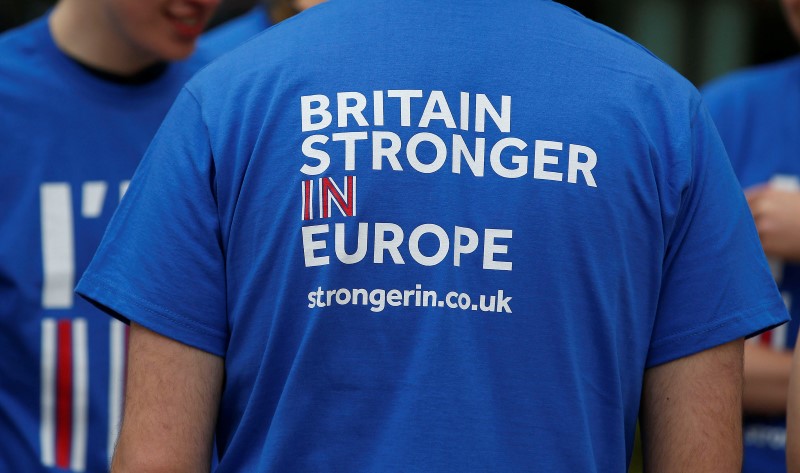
top-left (703, 56), bottom-right (800, 473)
top-left (198, 6), bottom-right (271, 60)
top-left (0, 15), bottom-right (214, 473)
top-left (78, 0), bottom-right (788, 471)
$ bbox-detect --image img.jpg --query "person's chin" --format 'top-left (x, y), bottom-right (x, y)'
top-left (149, 37), bottom-right (197, 61)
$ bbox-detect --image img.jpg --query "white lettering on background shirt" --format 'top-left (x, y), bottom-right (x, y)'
top-left (38, 180), bottom-right (130, 470)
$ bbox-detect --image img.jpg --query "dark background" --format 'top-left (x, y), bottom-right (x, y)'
top-left (0, 0), bottom-right (797, 88)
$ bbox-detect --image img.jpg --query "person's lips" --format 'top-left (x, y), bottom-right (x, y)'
top-left (165, 3), bottom-right (213, 39)
top-left (167, 14), bottom-right (205, 39)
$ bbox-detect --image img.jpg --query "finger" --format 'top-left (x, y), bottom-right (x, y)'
top-left (744, 184), bottom-right (768, 204)
top-left (749, 198), bottom-right (770, 221)
top-left (746, 196), bottom-right (764, 219)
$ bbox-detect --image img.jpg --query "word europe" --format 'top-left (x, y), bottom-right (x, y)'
top-left (300, 90), bottom-right (598, 187)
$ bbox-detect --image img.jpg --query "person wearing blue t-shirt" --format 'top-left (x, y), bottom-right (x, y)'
top-left (703, 1), bottom-right (800, 471)
top-left (790, 337), bottom-right (800, 472)
top-left (199, 0), bottom-right (326, 60)
top-left (77, 0), bottom-right (788, 471)
top-left (0, 0), bottom-right (222, 471)
top-left (199, 2), bottom-right (272, 59)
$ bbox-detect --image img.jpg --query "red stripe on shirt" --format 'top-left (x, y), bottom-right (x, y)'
top-left (55, 319), bottom-right (73, 468)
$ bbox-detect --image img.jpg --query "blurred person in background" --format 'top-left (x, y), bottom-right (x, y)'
top-left (199, 0), bottom-right (326, 59)
top-left (703, 1), bottom-right (800, 472)
top-left (788, 338), bottom-right (800, 472)
top-left (76, 0), bottom-right (787, 471)
top-left (0, 0), bottom-right (221, 471)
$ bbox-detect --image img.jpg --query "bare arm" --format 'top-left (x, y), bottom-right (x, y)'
top-left (640, 339), bottom-right (744, 473)
top-left (742, 343), bottom-right (793, 416)
top-left (786, 337), bottom-right (800, 473)
top-left (111, 323), bottom-right (224, 473)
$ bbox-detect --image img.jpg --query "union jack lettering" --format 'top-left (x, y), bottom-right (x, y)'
top-left (302, 179), bottom-right (314, 221)
top-left (320, 175), bottom-right (356, 219)
top-left (301, 176), bottom-right (357, 221)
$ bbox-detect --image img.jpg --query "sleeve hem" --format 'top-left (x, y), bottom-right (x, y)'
top-left (76, 274), bottom-right (227, 357)
top-left (645, 301), bottom-right (789, 368)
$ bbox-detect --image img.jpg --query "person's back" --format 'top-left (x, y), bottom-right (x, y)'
top-left (78, 0), bottom-right (787, 471)
top-left (0, 0), bottom-right (220, 470)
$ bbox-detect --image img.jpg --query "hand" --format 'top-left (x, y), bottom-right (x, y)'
top-left (745, 185), bottom-right (800, 261)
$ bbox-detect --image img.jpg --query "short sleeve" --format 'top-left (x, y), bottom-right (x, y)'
top-left (646, 103), bottom-right (788, 368)
top-left (76, 88), bottom-right (228, 357)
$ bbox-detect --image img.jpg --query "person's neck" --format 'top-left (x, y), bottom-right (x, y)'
top-left (49, 1), bottom-right (161, 76)
top-left (268, 3), bottom-right (298, 23)
top-left (72, 57), bottom-right (169, 85)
